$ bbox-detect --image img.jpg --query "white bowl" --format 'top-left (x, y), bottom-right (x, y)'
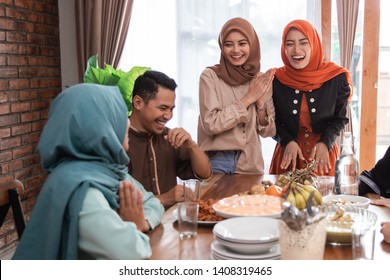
top-left (215, 235), bottom-right (278, 254)
top-left (213, 216), bottom-right (279, 244)
top-left (326, 206), bottom-right (377, 245)
top-left (211, 240), bottom-right (281, 260)
top-left (323, 194), bottom-right (370, 209)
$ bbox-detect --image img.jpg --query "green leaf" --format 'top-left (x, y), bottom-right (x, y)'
top-left (110, 67), bottom-right (127, 79)
top-left (117, 66), bottom-right (150, 115)
top-left (84, 54), bottom-right (99, 83)
top-left (83, 54), bottom-right (150, 115)
top-left (129, 66), bottom-right (151, 80)
top-left (104, 64), bottom-right (116, 75)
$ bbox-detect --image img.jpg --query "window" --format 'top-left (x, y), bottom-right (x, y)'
top-left (120, 0), bottom-right (320, 173)
top-left (330, 0), bottom-right (364, 158)
top-left (330, 0), bottom-right (389, 161)
top-left (377, 1), bottom-right (390, 159)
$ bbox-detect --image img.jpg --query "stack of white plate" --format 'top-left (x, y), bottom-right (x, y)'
top-left (211, 216), bottom-right (280, 260)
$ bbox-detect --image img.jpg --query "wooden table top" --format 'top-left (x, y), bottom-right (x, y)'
top-left (147, 174), bottom-right (390, 260)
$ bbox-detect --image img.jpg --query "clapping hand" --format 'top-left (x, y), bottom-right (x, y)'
top-left (243, 68), bottom-right (276, 108)
top-left (118, 180), bottom-right (150, 232)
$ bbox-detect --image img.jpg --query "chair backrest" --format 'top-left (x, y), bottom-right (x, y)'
top-left (0, 180), bottom-right (26, 239)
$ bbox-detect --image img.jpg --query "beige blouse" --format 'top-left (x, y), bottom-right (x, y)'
top-left (197, 68), bottom-right (276, 175)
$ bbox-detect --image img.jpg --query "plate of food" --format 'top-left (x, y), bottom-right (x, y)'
top-left (173, 198), bottom-right (225, 225)
top-left (212, 194), bottom-right (283, 219)
top-left (323, 194), bottom-right (370, 209)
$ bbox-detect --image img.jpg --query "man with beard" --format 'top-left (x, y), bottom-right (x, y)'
top-left (127, 70), bottom-right (211, 208)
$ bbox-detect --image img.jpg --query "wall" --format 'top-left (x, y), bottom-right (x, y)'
top-left (0, 0), bottom-right (61, 251)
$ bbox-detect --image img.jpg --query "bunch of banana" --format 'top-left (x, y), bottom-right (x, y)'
top-left (275, 161), bottom-right (318, 188)
top-left (283, 181), bottom-right (323, 210)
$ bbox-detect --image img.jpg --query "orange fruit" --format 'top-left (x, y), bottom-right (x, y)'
top-left (265, 185), bottom-right (283, 197)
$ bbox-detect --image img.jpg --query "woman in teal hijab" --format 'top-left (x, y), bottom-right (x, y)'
top-left (13, 83), bottom-right (164, 259)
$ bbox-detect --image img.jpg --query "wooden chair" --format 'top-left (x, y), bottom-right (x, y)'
top-left (0, 180), bottom-right (26, 239)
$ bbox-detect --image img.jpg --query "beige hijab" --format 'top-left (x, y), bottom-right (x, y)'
top-left (209, 17), bottom-right (261, 86)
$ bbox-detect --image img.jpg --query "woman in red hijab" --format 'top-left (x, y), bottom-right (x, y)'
top-left (269, 19), bottom-right (352, 176)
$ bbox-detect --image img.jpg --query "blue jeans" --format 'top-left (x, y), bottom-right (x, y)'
top-left (207, 150), bottom-right (241, 175)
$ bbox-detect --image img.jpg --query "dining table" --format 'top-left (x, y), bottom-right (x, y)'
top-left (147, 174), bottom-right (390, 260)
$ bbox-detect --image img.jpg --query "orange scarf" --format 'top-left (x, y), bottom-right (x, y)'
top-left (275, 19), bottom-right (352, 93)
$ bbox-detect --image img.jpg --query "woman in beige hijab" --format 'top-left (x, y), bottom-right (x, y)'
top-left (197, 17), bottom-right (276, 175)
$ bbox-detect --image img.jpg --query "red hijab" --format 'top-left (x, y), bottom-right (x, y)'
top-left (275, 19), bottom-right (352, 92)
top-left (209, 17), bottom-right (260, 86)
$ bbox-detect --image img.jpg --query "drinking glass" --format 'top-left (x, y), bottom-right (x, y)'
top-left (183, 179), bottom-right (201, 202)
top-left (352, 214), bottom-right (376, 260)
top-left (279, 218), bottom-right (327, 259)
top-left (178, 202), bottom-right (199, 239)
top-left (316, 176), bottom-right (335, 196)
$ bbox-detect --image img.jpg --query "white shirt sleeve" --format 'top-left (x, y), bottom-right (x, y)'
top-left (78, 188), bottom-right (152, 260)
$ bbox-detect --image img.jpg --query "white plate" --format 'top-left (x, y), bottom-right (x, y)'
top-left (215, 235), bottom-right (278, 255)
top-left (172, 208), bottom-right (219, 225)
top-left (212, 194), bottom-right (282, 218)
top-left (323, 195), bottom-right (370, 209)
top-left (211, 240), bottom-right (280, 260)
top-left (211, 251), bottom-right (281, 260)
top-left (213, 216), bottom-right (279, 244)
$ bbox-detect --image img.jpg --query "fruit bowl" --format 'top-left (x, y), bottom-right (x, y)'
top-left (326, 206), bottom-right (377, 245)
top-left (323, 195), bottom-right (370, 209)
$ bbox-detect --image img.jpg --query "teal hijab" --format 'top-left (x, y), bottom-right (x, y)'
top-left (13, 83), bottom-right (129, 259)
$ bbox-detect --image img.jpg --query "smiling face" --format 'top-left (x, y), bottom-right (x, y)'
top-left (222, 31), bottom-right (250, 66)
top-left (131, 86), bottom-right (176, 135)
top-left (284, 29), bottom-right (311, 69)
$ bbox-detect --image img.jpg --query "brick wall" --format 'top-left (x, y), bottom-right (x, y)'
top-left (0, 0), bottom-right (61, 251)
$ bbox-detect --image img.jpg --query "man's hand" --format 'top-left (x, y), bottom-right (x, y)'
top-left (164, 127), bottom-right (211, 181)
top-left (164, 127), bottom-right (196, 149)
top-left (118, 180), bottom-right (150, 232)
top-left (156, 184), bottom-right (185, 208)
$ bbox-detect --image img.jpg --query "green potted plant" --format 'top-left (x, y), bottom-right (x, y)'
top-left (84, 54), bottom-right (150, 115)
